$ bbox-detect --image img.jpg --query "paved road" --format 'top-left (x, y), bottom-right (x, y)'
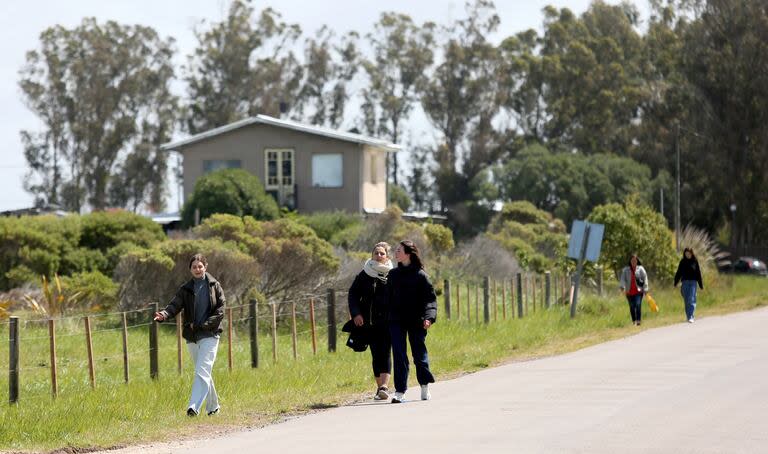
top-left (116, 308), bottom-right (768, 454)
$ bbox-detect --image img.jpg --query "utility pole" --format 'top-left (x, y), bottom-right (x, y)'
top-left (675, 123), bottom-right (681, 252)
top-left (660, 187), bottom-right (664, 219)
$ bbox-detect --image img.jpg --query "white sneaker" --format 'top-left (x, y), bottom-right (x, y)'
top-left (420, 384), bottom-right (431, 401)
top-left (688, 317), bottom-right (695, 323)
top-left (374, 386), bottom-right (389, 401)
top-left (391, 392), bottom-right (405, 403)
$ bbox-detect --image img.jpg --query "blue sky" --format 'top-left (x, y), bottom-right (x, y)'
top-left (0, 0), bottom-right (649, 212)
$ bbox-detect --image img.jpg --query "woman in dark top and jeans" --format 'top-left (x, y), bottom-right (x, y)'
top-left (674, 248), bottom-right (704, 323)
top-left (387, 240), bottom-right (437, 403)
top-left (348, 242), bottom-right (393, 400)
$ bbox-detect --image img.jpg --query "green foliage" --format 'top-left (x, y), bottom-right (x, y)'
top-left (361, 12), bottom-right (435, 182)
top-left (19, 18), bottom-right (177, 211)
top-left (495, 144), bottom-right (657, 225)
top-left (183, 2), bottom-right (303, 133)
top-left (296, 211), bottom-right (362, 242)
top-left (0, 216), bottom-right (74, 290)
top-left (80, 211), bottom-right (165, 251)
top-left (194, 214), bottom-right (339, 298)
top-left (388, 184), bottom-right (412, 212)
top-left (114, 238), bottom-right (256, 311)
top-left (588, 196), bottom-right (677, 283)
top-left (424, 223), bottom-right (455, 255)
top-left (60, 271), bottom-right (119, 312)
top-left (487, 201), bottom-right (567, 273)
top-left (181, 168), bottom-right (280, 227)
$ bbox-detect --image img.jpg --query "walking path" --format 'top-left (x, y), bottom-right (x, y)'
top-left (112, 307), bottom-right (768, 454)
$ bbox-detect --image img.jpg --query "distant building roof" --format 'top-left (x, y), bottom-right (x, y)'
top-left (0, 205), bottom-right (69, 218)
top-left (161, 114), bottom-right (401, 152)
top-left (149, 212), bottom-right (182, 225)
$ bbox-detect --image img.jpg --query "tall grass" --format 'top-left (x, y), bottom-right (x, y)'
top-left (0, 276), bottom-right (767, 451)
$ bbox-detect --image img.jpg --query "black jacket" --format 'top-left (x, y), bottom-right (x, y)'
top-left (386, 263), bottom-right (437, 325)
top-left (674, 258), bottom-right (704, 289)
top-left (161, 272), bottom-right (226, 342)
top-left (348, 270), bottom-right (388, 326)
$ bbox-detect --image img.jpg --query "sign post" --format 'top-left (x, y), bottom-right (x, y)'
top-left (567, 220), bottom-right (605, 318)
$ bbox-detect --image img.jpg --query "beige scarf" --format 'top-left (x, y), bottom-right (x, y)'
top-left (363, 259), bottom-right (393, 283)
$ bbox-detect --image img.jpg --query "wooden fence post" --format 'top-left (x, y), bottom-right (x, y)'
top-left (483, 276), bottom-right (490, 324)
top-left (516, 273), bottom-right (524, 318)
top-left (456, 282), bottom-right (461, 321)
top-left (492, 279), bottom-right (498, 322)
top-left (309, 298), bottom-right (317, 355)
top-left (149, 303), bottom-right (159, 380)
top-left (327, 289), bottom-right (337, 353)
top-left (249, 299), bottom-right (259, 368)
top-left (444, 279), bottom-right (452, 320)
top-left (9, 316), bottom-right (19, 404)
top-left (84, 316), bottom-right (96, 388)
top-left (597, 266), bottom-right (604, 296)
top-left (291, 302), bottom-right (298, 360)
top-left (49, 319), bottom-right (58, 398)
top-left (122, 313), bottom-right (130, 383)
top-left (501, 280), bottom-right (507, 320)
top-left (466, 282), bottom-right (471, 321)
top-left (227, 307), bottom-right (233, 371)
top-left (475, 283), bottom-right (480, 322)
top-left (271, 303), bottom-right (278, 363)
top-left (545, 271), bottom-right (552, 308)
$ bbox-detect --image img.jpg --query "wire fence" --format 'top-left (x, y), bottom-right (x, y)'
top-left (0, 271), bottom-right (599, 406)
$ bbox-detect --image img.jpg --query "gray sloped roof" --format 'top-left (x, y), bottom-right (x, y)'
top-left (160, 114), bottom-right (401, 152)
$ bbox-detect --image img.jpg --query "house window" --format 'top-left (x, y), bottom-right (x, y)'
top-left (312, 153), bottom-right (343, 188)
top-left (203, 160), bottom-right (241, 173)
top-left (265, 149), bottom-right (294, 189)
top-left (266, 151), bottom-right (279, 188)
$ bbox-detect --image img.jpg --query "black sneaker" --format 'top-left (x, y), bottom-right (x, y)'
top-left (187, 408), bottom-right (197, 417)
top-left (207, 408), bottom-right (220, 416)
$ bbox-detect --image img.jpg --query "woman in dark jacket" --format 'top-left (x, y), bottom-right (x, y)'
top-left (153, 254), bottom-right (225, 416)
top-left (348, 242), bottom-right (394, 400)
top-left (387, 240), bottom-right (437, 403)
top-left (674, 248), bottom-right (704, 323)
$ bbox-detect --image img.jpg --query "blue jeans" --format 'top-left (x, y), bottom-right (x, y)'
top-left (681, 280), bottom-right (698, 320)
top-left (626, 293), bottom-right (643, 322)
top-left (389, 321), bottom-right (435, 393)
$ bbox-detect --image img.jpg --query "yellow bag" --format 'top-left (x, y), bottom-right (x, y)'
top-left (646, 293), bottom-right (659, 312)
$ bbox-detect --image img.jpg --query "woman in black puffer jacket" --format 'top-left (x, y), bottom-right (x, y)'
top-left (387, 240), bottom-right (437, 403)
top-left (348, 242), bottom-right (394, 400)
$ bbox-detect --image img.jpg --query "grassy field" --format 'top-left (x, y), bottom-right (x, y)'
top-left (0, 275), bottom-right (767, 452)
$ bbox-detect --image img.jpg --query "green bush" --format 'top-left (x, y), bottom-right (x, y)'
top-left (61, 271), bottom-right (119, 312)
top-left (0, 215), bottom-right (76, 290)
top-left (297, 211), bottom-right (362, 242)
top-left (588, 196), bottom-right (677, 283)
top-left (487, 202), bottom-right (568, 273)
top-left (388, 184), bottom-right (412, 211)
top-left (114, 238), bottom-right (257, 311)
top-left (194, 214), bottom-right (339, 299)
top-left (80, 211), bottom-right (164, 251)
top-left (181, 168), bottom-right (280, 227)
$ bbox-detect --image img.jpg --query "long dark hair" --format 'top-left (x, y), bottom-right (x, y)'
top-left (399, 240), bottom-right (424, 270)
top-left (627, 254), bottom-right (642, 268)
top-left (683, 247), bottom-right (697, 261)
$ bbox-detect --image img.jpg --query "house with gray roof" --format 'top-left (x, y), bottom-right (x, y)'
top-left (161, 115), bottom-right (400, 214)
